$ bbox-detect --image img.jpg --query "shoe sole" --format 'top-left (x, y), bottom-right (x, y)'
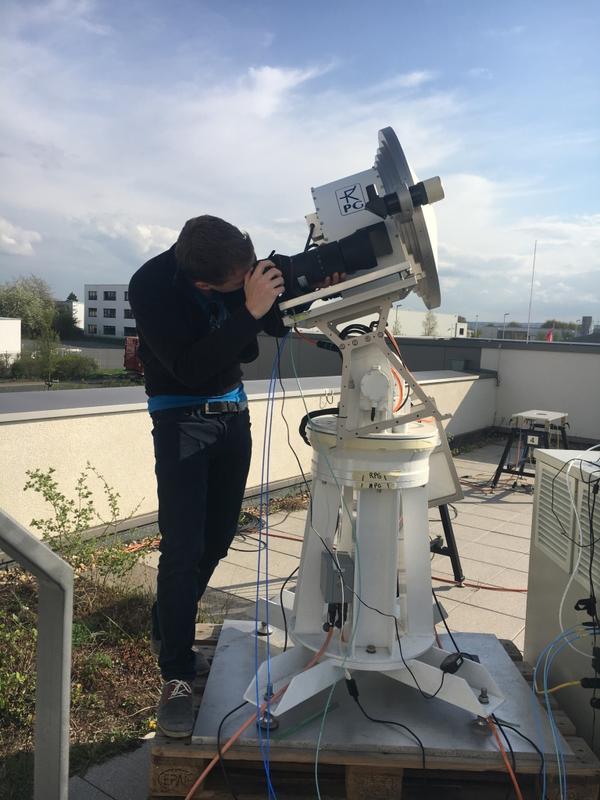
top-left (157, 723), bottom-right (193, 738)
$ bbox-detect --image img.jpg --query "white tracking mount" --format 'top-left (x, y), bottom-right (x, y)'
top-left (245, 127), bottom-right (503, 723)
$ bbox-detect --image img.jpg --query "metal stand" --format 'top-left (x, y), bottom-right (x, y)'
top-left (430, 504), bottom-right (465, 584)
top-left (491, 410), bottom-right (569, 489)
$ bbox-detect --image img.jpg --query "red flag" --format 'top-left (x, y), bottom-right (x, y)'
top-left (545, 329), bottom-right (554, 342)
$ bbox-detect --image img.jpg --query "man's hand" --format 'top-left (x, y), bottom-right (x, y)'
top-left (244, 260), bottom-right (285, 320)
top-left (314, 271), bottom-right (346, 289)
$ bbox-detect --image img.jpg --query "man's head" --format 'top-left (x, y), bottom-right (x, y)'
top-left (175, 215), bottom-right (255, 292)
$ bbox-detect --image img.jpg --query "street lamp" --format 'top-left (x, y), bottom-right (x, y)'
top-left (502, 313), bottom-right (509, 340)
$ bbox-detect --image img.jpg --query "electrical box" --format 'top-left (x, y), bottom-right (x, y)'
top-left (320, 551), bottom-right (354, 603)
top-left (525, 448), bottom-right (600, 753)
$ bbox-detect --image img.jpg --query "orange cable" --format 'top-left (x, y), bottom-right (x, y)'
top-left (184, 627), bottom-right (335, 800)
top-left (391, 366), bottom-right (404, 412)
top-left (487, 718), bottom-right (524, 800)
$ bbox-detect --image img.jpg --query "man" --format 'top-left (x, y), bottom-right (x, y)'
top-left (128, 215), bottom-right (288, 738)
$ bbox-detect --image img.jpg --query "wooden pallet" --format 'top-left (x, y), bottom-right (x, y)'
top-left (149, 625), bottom-right (600, 800)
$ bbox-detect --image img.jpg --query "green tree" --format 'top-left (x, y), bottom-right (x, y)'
top-left (0, 276), bottom-right (55, 338)
top-left (66, 292), bottom-right (78, 302)
top-left (36, 309), bottom-right (60, 389)
top-left (54, 302), bottom-right (79, 339)
top-left (540, 319), bottom-right (577, 330)
top-left (422, 310), bottom-right (438, 336)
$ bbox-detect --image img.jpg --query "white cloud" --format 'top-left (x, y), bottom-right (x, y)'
top-left (0, 218), bottom-right (42, 255)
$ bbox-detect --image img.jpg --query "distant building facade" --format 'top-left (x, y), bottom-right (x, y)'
top-left (388, 307), bottom-right (468, 338)
top-left (0, 317), bottom-right (21, 362)
top-left (84, 284), bottom-right (136, 338)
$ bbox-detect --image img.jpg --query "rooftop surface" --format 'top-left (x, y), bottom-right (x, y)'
top-left (69, 441), bottom-right (533, 800)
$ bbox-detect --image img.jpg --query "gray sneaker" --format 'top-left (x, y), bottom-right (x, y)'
top-left (150, 637), bottom-right (210, 675)
top-left (157, 679), bottom-right (194, 738)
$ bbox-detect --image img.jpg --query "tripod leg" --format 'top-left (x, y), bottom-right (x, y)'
top-left (439, 504), bottom-right (465, 584)
top-left (491, 428), bottom-right (515, 488)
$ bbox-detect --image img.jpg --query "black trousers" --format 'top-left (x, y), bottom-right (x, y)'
top-left (150, 406), bottom-right (252, 681)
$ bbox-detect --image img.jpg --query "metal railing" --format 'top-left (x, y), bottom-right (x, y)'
top-left (0, 509), bottom-right (73, 800)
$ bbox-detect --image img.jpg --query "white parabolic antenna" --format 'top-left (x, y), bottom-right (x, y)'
top-left (375, 126), bottom-right (441, 309)
top-left (306, 125), bottom-right (444, 311)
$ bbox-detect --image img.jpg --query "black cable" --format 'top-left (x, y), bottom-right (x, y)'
top-left (492, 717), bottom-right (546, 799)
top-left (303, 223), bottom-right (315, 253)
top-left (280, 565), bottom-right (299, 652)
top-left (491, 714), bottom-right (516, 796)
top-left (550, 457), bottom-right (600, 546)
top-left (217, 700), bottom-right (249, 800)
top-left (432, 588), bottom-right (461, 654)
top-left (354, 695), bottom-right (426, 771)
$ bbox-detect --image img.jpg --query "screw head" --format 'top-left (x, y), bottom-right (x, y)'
top-left (366, 644), bottom-right (377, 654)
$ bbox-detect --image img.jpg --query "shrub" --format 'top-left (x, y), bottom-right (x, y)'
top-left (54, 353), bottom-right (98, 381)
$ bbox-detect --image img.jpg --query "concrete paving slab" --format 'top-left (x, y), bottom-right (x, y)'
top-left (443, 602), bottom-right (526, 641)
top-left (458, 541), bottom-right (531, 570)
top-left (432, 554), bottom-right (512, 585)
top-left (453, 585), bottom-right (528, 620)
top-left (74, 742), bottom-right (153, 800)
top-left (474, 530), bottom-right (531, 555)
top-left (69, 776), bottom-right (114, 799)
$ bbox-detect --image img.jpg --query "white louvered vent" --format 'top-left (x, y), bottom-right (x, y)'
top-left (535, 464), bottom-right (574, 572)
top-left (575, 479), bottom-right (600, 591)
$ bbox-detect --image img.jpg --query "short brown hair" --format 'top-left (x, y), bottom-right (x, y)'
top-left (174, 215), bottom-right (255, 284)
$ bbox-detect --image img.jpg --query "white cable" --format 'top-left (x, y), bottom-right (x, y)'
top-left (558, 455), bottom-right (600, 657)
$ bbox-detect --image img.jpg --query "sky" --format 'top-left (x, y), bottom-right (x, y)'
top-left (1, 0), bottom-right (599, 323)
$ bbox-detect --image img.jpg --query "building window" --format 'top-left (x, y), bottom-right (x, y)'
top-left (459, 327), bottom-right (465, 335)
top-left (103, 325), bottom-right (116, 336)
top-left (124, 291), bottom-right (129, 301)
top-left (124, 308), bottom-right (134, 319)
top-left (87, 324), bottom-right (97, 334)
top-left (103, 290), bottom-right (117, 301)
top-left (88, 290), bottom-right (97, 300)
top-left (103, 308), bottom-right (116, 318)
top-left (124, 326), bottom-right (137, 336)
top-left (89, 308), bottom-right (97, 317)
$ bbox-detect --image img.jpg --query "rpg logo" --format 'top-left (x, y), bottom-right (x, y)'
top-left (336, 184), bottom-right (365, 215)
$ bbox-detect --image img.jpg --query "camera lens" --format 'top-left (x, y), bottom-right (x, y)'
top-left (271, 221), bottom-right (392, 301)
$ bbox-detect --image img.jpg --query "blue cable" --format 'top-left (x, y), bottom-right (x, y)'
top-left (253, 333), bottom-right (290, 799)
top-left (532, 627), bottom-right (592, 799)
top-left (532, 627), bottom-right (578, 799)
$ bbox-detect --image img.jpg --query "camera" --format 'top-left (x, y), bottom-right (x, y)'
top-left (266, 221), bottom-right (393, 302)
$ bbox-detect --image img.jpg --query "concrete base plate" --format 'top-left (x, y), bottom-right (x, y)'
top-left (193, 619), bottom-right (571, 763)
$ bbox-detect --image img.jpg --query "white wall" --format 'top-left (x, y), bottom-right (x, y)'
top-left (0, 373), bottom-right (495, 531)
top-left (481, 346), bottom-right (600, 440)
top-left (0, 317), bottom-right (21, 362)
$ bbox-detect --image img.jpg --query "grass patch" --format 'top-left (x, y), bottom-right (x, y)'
top-left (0, 571), bottom-right (159, 800)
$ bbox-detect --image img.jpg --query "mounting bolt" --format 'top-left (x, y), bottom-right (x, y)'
top-left (478, 687), bottom-right (489, 704)
top-left (365, 335), bottom-right (371, 342)
top-left (366, 644), bottom-right (377, 654)
top-left (257, 621), bottom-right (272, 636)
top-left (258, 711), bottom-right (279, 731)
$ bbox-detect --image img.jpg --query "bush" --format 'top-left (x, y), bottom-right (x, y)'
top-left (53, 353), bottom-right (98, 381)
top-left (10, 352), bottom-right (41, 380)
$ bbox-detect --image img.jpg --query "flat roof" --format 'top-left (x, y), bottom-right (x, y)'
top-left (0, 370), bottom-right (491, 424)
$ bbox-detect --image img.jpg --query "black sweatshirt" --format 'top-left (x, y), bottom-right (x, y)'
top-left (128, 245), bottom-right (287, 397)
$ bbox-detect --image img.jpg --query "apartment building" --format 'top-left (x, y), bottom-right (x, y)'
top-left (84, 284), bottom-right (136, 338)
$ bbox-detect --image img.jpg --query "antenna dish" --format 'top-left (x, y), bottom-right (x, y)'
top-left (375, 127), bottom-right (441, 309)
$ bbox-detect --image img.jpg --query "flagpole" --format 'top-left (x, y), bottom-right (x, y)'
top-left (526, 240), bottom-right (537, 343)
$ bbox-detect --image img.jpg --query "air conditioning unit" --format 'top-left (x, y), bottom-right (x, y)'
top-left (525, 448), bottom-right (600, 753)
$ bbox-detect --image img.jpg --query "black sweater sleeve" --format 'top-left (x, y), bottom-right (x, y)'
top-left (129, 276), bottom-right (263, 389)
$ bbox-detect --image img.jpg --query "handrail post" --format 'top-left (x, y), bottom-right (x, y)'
top-left (0, 510), bottom-right (73, 800)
